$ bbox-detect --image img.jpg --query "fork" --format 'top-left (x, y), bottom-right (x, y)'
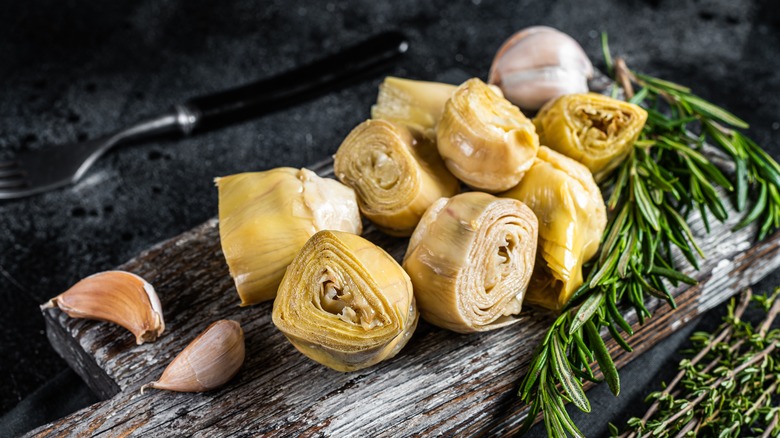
top-left (0, 32), bottom-right (409, 200)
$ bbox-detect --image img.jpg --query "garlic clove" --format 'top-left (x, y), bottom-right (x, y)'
top-left (498, 67), bottom-right (589, 113)
top-left (141, 320), bottom-right (245, 393)
top-left (489, 26), bottom-right (594, 111)
top-left (41, 270), bottom-right (165, 345)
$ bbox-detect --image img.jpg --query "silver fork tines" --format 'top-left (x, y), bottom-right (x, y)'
top-left (0, 160), bottom-right (28, 189)
top-left (0, 111), bottom-right (185, 200)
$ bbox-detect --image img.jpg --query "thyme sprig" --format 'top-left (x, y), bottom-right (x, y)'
top-left (614, 288), bottom-right (780, 437)
top-left (518, 34), bottom-right (780, 437)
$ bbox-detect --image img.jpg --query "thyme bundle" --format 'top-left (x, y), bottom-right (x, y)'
top-left (615, 288), bottom-right (780, 437)
top-left (518, 34), bottom-right (780, 437)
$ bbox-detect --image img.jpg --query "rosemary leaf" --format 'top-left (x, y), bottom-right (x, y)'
top-left (585, 319), bottom-right (620, 396)
top-left (552, 333), bottom-right (591, 412)
top-left (570, 291), bottom-right (606, 334)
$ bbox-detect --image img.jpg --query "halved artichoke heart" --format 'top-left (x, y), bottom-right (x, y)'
top-left (273, 230), bottom-right (418, 372)
top-left (534, 93), bottom-right (648, 182)
top-left (334, 119), bottom-right (459, 236)
top-left (216, 168), bottom-right (361, 306)
top-left (371, 76), bottom-right (457, 140)
top-left (501, 147), bottom-right (607, 310)
top-left (437, 78), bottom-right (540, 193)
top-left (402, 192), bottom-right (538, 333)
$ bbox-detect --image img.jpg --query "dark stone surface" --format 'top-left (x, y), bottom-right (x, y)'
top-left (0, 0), bottom-right (778, 435)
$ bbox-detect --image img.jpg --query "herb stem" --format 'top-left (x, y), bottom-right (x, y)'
top-left (627, 289), bottom-right (753, 437)
top-left (614, 57), bottom-right (635, 100)
top-left (761, 413), bottom-right (778, 438)
top-left (673, 417), bottom-right (699, 438)
top-left (743, 375), bottom-right (778, 419)
top-left (632, 341), bottom-right (776, 435)
top-left (758, 292), bottom-right (780, 336)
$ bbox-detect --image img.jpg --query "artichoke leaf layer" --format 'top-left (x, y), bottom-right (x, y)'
top-left (534, 92), bottom-right (647, 182)
top-left (403, 192), bottom-right (539, 333)
top-left (436, 78), bottom-right (540, 193)
top-left (501, 147), bottom-right (606, 310)
top-left (371, 76), bottom-right (457, 140)
top-left (273, 230), bottom-right (418, 372)
top-left (217, 168), bottom-right (361, 306)
top-left (334, 119), bottom-right (459, 236)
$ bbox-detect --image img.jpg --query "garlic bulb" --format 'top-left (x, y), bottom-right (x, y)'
top-left (216, 168), bottom-right (362, 306)
top-left (142, 320), bottom-right (245, 393)
top-left (489, 26), bottom-right (594, 111)
top-left (41, 270), bottom-right (164, 345)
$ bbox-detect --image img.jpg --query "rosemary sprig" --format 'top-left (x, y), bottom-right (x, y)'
top-left (614, 288), bottom-right (780, 437)
top-left (518, 33), bottom-right (780, 437)
top-left (617, 57), bottom-right (780, 240)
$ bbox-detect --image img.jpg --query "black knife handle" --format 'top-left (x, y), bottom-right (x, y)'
top-left (178, 31), bottom-right (409, 134)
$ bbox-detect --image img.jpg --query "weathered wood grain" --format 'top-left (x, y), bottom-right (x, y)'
top-left (30, 158), bottom-right (780, 437)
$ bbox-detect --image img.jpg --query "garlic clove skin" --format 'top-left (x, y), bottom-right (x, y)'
top-left (489, 26), bottom-right (594, 111)
top-left (498, 67), bottom-right (589, 114)
top-left (141, 320), bottom-right (245, 393)
top-left (41, 270), bottom-right (165, 345)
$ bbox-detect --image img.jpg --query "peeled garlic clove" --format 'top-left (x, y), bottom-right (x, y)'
top-left (142, 320), bottom-right (244, 393)
top-left (371, 76), bottom-right (457, 140)
top-left (273, 230), bottom-right (418, 372)
top-left (534, 93), bottom-right (648, 181)
top-left (334, 119), bottom-right (459, 236)
top-left (41, 270), bottom-right (164, 345)
top-left (403, 192), bottom-right (538, 333)
top-left (436, 78), bottom-right (539, 193)
top-left (489, 26), bottom-right (594, 111)
top-left (501, 147), bottom-right (607, 310)
top-left (216, 167), bottom-right (362, 306)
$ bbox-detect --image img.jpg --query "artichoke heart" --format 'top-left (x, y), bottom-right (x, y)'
top-left (437, 78), bottom-right (540, 193)
top-left (534, 93), bottom-right (647, 181)
top-left (334, 119), bottom-right (459, 236)
top-left (216, 168), bottom-right (362, 306)
top-left (501, 147), bottom-right (606, 310)
top-left (402, 192), bottom-right (538, 333)
top-left (272, 230), bottom-right (418, 372)
top-left (371, 76), bottom-right (457, 140)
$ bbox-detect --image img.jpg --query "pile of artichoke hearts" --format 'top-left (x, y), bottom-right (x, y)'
top-left (217, 29), bottom-right (648, 372)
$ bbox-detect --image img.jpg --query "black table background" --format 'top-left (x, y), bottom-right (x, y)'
top-left (0, 0), bottom-right (778, 436)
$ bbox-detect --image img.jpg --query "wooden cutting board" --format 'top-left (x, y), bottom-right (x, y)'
top-left (29, 159), bottom-right (780, 437)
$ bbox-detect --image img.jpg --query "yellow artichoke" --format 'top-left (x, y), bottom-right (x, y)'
top-left (501, 147), bottom-right (606, 310)
top-left (534, 93), bottom-right (647, 181)
top-left (402, 192), bottom-right (539, 333)
top-left (371, 76), bottom-right (457, 140)
top-left (272, 230), bottom-right (418, 372)
top-left (216, 168), bottom-right (362, 306)
top-left (334, 119), bottom-right (459, 236)
top-left (436, 78), bottom-right (540, 193)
